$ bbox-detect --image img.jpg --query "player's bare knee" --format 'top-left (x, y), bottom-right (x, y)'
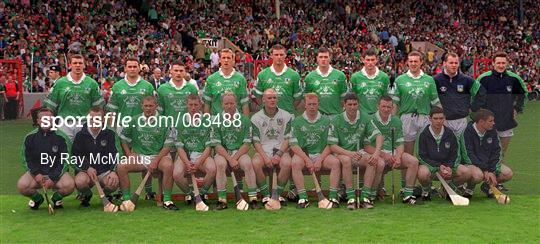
top-left (17, 177), bottom-right (32, 195)
top-left (74, 172), bottom-right (91, 189)
top-left (291, 158), bottom-right (304, 171)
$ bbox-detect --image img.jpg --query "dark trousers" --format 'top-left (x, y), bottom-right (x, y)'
top-left (5, 97), bottom-right (18, 120)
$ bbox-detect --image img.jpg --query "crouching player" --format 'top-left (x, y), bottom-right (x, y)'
top-left (17, 107), bottom-right (74, 210)
top-left (172, 94), bottom-right (217, 207)
top-left (416, 107), bottom-right (470, 200)
top-left (461, 109), bottom-right (513, 198)
top-left (72, 107), bottom-right (120, 207)
top-left (290, 93), bottom-right (341, 208)
top-left (329, 93), bottom-right (384, 209)
top-left (117, 96), bottom-right (177, 210)
top-left (213, 92), bottom-right (258, 209)
top-left (251, 88), bottom-right (294, 206)
top-left (369, 96), bottom-right (420, 204)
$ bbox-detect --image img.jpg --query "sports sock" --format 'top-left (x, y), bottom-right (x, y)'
top-left (248, 187), bottom-right (258, 201)
top-left (122, 188), bottom-right (131, 201)
top-left (346, 188), bottom-right (355, 200)
top-left (401, 179), bottom-right (406, 189)
top-left (297, 188), bottom-right (307, 200)
top-left (163, 189), bottom-right (172, 202)
top-left (31, 192), bottom-right (43, 202)
top-left (276, 184), bottom-right (285, 196)
top-left (144, 183), bottom-right (153, 194)
top-left (258, 183), bottom-right (270, 197)
top-left (403, 187), bottom-right (414, 198)
top-left (289, 183), bottom-right (297, 192)
top-left (200, 185), bottom-right (210, 196)
top-left (422, 185), bottom-right (431, 193)
top-left (185, 188), bottom-right (193, 196)
top-left (51, 191), bottom-right (63, 202)
top-left (369, 188), bottom-right (377, 200)
top-left (359, 180), bottom-right (364, 189)
top-left (236, 179), bottom-right (244, 191)
top-left (218, 189), bottom-right (227, 201)
top-left (329, 187), bottom-right (338, 199)
top-left (360, 187), bottom-right (371, 199)
top-left (83, 188), bottom-right (93, 198)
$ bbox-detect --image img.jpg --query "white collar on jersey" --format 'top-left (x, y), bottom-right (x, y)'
top-left (316, 66), bottom-right (334, 78)
top-left (67, 72), bottom-right (86, 85)
top-left (375, 111), bottom-right (391, 126)
top-left (124, 75), bottom-right (142, 87)
top-left (429, 125), bottom-right (445, 140)
top-left (361, 67), bottom-right (380, 80)
top-left (302, 111), bottom-right (321, 123)
top-left (270, 64), bottom-right (288, 76)
top-left (342, 111), bottom-right (360, 125)
top-left (169, 79), bottom-right (187, 90)
top-left (219, 68), bottom-right (236, 79)
top-left (406, 69), bottom-right (425, 79)
top-left (472, 122), bottom-right (486, 138)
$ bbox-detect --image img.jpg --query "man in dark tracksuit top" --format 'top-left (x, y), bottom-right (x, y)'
top-left (476, 52), bottom-right (527, 161)
top-left (16, 108), bottom-right (75, 210)
top-left (434, 52), bottom-right (485, 135)
top-left (460, 109), bottom-right (513, 198)
top-left (73, 107), bottom-right (120, 207)
top-left (416, 107), bottom-right (470, 200)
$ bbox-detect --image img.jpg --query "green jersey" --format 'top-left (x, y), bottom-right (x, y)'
top-left (157, 80), bottom-right (199, 118)
top-left (370, 111), bottom-right (404, 151)
top-left (175, 114), bottom-right (215, 153)
top-left (304, 66), bottom-right (348, 115)
top-left (253, 65), bottom-right (302, 113)
top-left (203, 69), bottom-right (249, 114)
top-left (119, 113), bottom-right (174, 155)
top-left (211, 112), bottom-right (251, 151)
top-left (44, 73), bottom-right (104, 117)
top-left (328, 111), bottom-right (379, 151)
top-left (390, 71), bottom-right (439, 115)
top-left (350, 68), bottom-right (390, 114)
top-left (105, 77), bottom-right (155, 117)
top-left (290, 112), bottom-right (333, 155)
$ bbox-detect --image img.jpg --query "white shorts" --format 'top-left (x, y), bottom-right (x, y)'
top-left (189, 152), bottom-right (203, 162)
top-left (262, 145), bottom-right (280, 157)
top-left (97, 170), bottom-right (112, 181)
top-left (400, 113), bottom-right (430, 142)
top-left (135, 154), bottom-right (172, 169)
top-left (308, 154), bottom-right (320, 162)
top-left (497, 129), bottom-right (514, 138)
top-left (445, 117), bottom-right (468, 135)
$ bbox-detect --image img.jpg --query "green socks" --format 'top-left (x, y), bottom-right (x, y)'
top-left (31, 192), bottom-right (43, 202)
top-left (298, 189), bottom-right (308, 200)
top-left (51, 191), bottom-right (63, 202)
top-left (361, 187), bottom-right (371, 199)
top-left (346, 188), bottom-right (355, 200)
top-left (218, 189), bottom-right (227, 201)
top-left (122, 188), bottom-right (131, 201)
top-left (248, 187), bottom-right (258, 201)
top-left (163, 189), bottom-right (172, 202)
top-left (258, 183), bottom-right (270, 197)
top-left (403, 187), bottom-right (414, 198)
top-left (329, 187), bottom-right (338, 199)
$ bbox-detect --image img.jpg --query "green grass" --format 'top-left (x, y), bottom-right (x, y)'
top-left (1, 103), bottom-right (540, 242)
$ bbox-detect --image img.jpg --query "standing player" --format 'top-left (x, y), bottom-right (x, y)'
top-left (461, 109), bottom-right (513, 198)
top-left (476, 52), bottom-right (527, 166)
top-left (172, 94), bottom-right (217, 207)
top-left (117, 96), bottom-right (177, 210)
top-left (416, 107), bottom-right (471, 200)
top-left (434, 52), bottom-right (485, 135)
top-left (157, 62), bottom-right (199, 118)
top-left (43, 54), bottom-right (105, 139)
top-left (47, 65), bottom-right (61, 86)
top-left (390, 51), bottom-right (440, 155)
top-left (329, 93), bottom-right (385, 209)
top-left (369, 96), bottom-right (420, 204)
top-left (17, 108), bottom-right (74, 210)
top-left (213, 92), bottom-right (258, 209)
top-left (252, 44), bottom-right (302, 114)
top-left (304, 47), bottom-right (348, 116)
top-left (203, 48), bottom-right (249, 115)
top-left (349, 49), bottom-right (390, 114)
top-left (290, 93), bottom-right (341, 208)
top-left (251, 88), bottom-right (294, 206)
top-left (72, 107), bottom-right (120, 207)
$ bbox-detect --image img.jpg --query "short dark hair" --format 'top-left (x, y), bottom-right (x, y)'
top-left (429, 106), bottom-right (445, 117)
top-left (343, 93), bottom-right (358, 103)
top-left (142, 95), bottom-right (157, 104)
top-left (170, 61), bottom-right (185, 69)
top-left (187, 94), bottom-right (200, 102)
top-left (89, 106), bottom-right (105, 115)
top-left (473, 109), bottom-right (494, 122)
top-left (379, 95), bottom-right (394, 103)
top-left (363, 48), bottom-right (378, 58)
top-left (69, 54), bottom-right (84, 62)
top-left (444, 52), bottom-right (459, 61)
top-left (493, 51), bottom-right (508, 60)
top-left (271, 44), bottom-right (286, 53)
top-left (408, 51), bottom-right (424, 62)
top-left (318, 47), bottom-right (331, 55)
top-left (125, 57), bottom-right (140, 65)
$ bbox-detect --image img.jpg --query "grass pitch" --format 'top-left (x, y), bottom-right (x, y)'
top-left (1, 103), bottom-right (539, 243)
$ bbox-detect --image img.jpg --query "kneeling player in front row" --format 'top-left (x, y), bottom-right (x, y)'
top-left (290, 93), bottom-right (341, 208)
top-left (173, 94), bottom-right (217, 207)
top-left (17, 107), bottom-right (74, 210)
top-left (369, 96), bottom-right (420, 204)
top-left (461, 109), bottom-right (513, 198)
top-left (73, 107), bottom-right (120, 207)
top-left (330, 93), bottom-right (385, 209)
top-left (416, 107), bottom-right (470, 200)
top-left (117, 96), bottom-right (177, 211)
top-left (213, 92), bottom-right (258, 209)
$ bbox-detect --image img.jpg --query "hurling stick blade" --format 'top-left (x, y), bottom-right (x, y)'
top-left (191, 173), bottom-right (209, 211)
top-left (490, 185), bottom-right (510, 204)
top-left (436, 173), bottom-right (469, 206)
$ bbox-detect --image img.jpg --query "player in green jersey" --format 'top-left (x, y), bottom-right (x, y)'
top-left (349, 49), bottom-right (390, 114)
top-left (172, 94), bottom-right (217, 206)
top-left (290, 93), bottom-right (341, 208)
top-left (117, 96), bottom-right (177, 210)
top-left (157, 62), bottom-right (199, 118)
top-left (251, 88), bottom-right (294, 207)
top-left (329, 93), bottom-right (384, 209)
top-left (368, 96), bottom-right (420, 204)
top-left (253, 44), bottom-right (302, 114)
top-left (203, 48), bottom-right (249, 115)
top-left (43, 54), bottom-right (105, 139)
top-left (390, 51), bottom-right (440, 155)
top-left (303, 47), bottom-right (348, 116)
top-left (213, 92), bottom-right (257, 209)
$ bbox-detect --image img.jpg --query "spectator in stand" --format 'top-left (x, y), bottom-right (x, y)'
top-left (4, 74), bottom-right (19, 120)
